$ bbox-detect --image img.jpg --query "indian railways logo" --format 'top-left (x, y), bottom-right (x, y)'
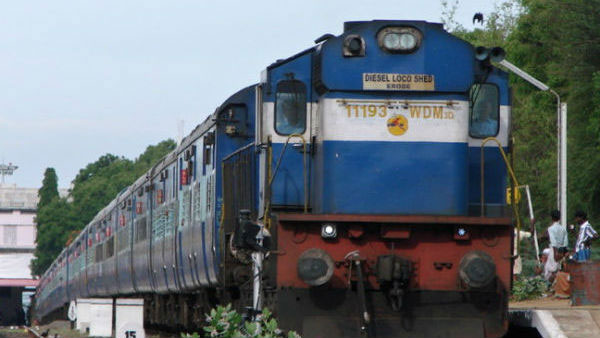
top-left (387, 115), bottom-right (408, 136)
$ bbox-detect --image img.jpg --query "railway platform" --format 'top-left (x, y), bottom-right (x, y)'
top-left (509, 299), bottom-right (600, 338)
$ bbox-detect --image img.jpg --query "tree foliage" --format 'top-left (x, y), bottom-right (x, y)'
top-left (31, 198), bottom-right (79, 276)
top-left (442, 0), bottom-right (600, 230)
top-left (439, 0), bottom-right (600, 265)
top-left (38, 168), bottom-right (59, 209)
top-left (31, 139), bottom-right (176, 276)
top-left (506, 0), bottom-right (600, 222)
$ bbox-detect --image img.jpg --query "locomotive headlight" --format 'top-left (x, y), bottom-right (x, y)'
top-left (343, 34), bottom-right (366, 57)
top-left (454, 225), bottom-right (471, 240)
top-left (348, 37), bottom-right (363, 53)
top-left (383, 32), bottom-right (415, 50)
top-left (378, 27), bottom-right (422, 53)
top-left (321, 223), bottom-right (337, 239)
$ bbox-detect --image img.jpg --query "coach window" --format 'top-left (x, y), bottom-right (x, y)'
top-left (469, 83), bottom-right (499, 138)
top-left (203, 132), bottom-right (214, 175)
top-left (275, 80), bottom-right (307, 135)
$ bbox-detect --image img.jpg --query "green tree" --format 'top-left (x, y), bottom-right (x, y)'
top-left (69, 139), bottom-right (176, 226)
top-left (133, 140), bottom-right (177, 175)
top-left (508, 0), bottom-right (600, 220)
top-left (442, 0), bottom-right (600, 261)
top-left (70, 154), bottom-right (135, 225)
top-left (440, 1), bottom-right (561, 217)
top-left (31, 139), bottom-right (176, 276)
top-left (31, 198), bottom-right (78, 276)
top-left (38, 168), bottom-right (59, 209)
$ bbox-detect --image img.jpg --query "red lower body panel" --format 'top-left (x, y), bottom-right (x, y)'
top-left (273, 214), bottom-right (512, 338)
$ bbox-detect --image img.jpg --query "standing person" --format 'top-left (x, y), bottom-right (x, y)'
top-left (542, 210), bottom-right (568, 281)
top-left (574, 211), bottom-right (599, 262)
top-left (548, 210), bottom-right (568, 252)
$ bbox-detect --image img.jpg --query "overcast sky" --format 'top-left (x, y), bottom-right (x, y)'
top-left (0, 0), bottom-right (498, 189)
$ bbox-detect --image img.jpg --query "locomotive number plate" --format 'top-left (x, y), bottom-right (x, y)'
top-left (363, 73), bottom-right (435, 91)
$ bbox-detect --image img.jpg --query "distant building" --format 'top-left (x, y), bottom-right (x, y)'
top-left (0, 183), bottom-right (67, 325)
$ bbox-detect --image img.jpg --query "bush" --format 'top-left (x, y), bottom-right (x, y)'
top-left (511, 276), bottom-right (548, 301)
top-left (182, 304), bottom-right (300, 338)
top-left (520, 258), bottom-right (539, 277)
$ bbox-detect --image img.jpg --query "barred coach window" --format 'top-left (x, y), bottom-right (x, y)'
top-left (469, 83), bottom-right (499, 138)
top-left (275, 80), bottom-right (307, 135)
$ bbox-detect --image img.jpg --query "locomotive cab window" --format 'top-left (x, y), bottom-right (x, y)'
top-left (469, 83), bottom-right (499, 138)
top-left (275, 80), bottom-right (307, 135)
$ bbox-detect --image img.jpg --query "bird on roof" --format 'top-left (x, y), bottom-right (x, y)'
top-left (473, 13), bottom-right (484, 25)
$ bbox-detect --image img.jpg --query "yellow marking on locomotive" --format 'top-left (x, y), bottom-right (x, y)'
top-left (345, 104), bottom-right (387, 118)
top-left (409, 106), bottom-right (454, 120)
top-left (387, 115), bottom-right (408, 136)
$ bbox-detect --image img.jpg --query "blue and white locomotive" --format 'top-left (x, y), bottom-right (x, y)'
top-left (35, 20), bottom-right (514, 338)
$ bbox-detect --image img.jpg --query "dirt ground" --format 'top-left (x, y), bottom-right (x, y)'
top-left (2, 300), bottom-right (597, 338)
top-left (510, 297), bottom-right (600, 310)
top-left (0, 321), bottom-right (86, 338)
top-left (0, 327), bottom-right (32, 338)
top-left (0, 321), bottom-right (180, 338)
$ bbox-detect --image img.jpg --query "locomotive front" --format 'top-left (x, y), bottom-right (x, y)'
top-left (32, 19), bottom-right (513, 338)
top-left (253, 21), bottom-right (512, 338)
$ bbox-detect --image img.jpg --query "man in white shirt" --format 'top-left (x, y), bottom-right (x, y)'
top-left (574, 210), bottom-right (599, 262)
top-left (548, 210), bottom-right (568, 250)
top-left (543, 210), bottom-right (568, 281)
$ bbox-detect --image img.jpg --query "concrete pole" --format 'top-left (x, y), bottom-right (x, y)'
top-left (560, 103), bottom-right (567, 228)
top-left (549, 89), bottom-right (561, 211)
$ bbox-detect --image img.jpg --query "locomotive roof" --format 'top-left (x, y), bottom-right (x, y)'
top-left (266, 20), bottom-right (445, 71)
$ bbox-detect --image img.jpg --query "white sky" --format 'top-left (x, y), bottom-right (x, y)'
top-left (0, 0), bottom-right (498, 189)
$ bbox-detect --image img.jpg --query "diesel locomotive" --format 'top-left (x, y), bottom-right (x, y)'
top-left (34, 20), bottom-right (514, 338)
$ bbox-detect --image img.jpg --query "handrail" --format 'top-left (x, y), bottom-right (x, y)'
top-left (222, 142), bottom-right (256, 162)
top-left (480, 137), bottom-right (523, 254)
top-left (264, 138), bottom-right (273, 229)
top-left (268, 134), bottom-right (309, 214)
